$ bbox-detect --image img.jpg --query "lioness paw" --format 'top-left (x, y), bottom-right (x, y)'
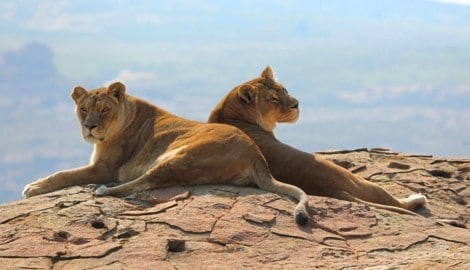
top-left (407, 193), bottom-right (428, 205)
top-left (22, 183), bottom-right (34, 198)
top-left (401, 193), bottom-right (427, 210)
top-left (95, 185), bottom-right (109, 195)
top-left (22, 181), bottom-right (45, 198)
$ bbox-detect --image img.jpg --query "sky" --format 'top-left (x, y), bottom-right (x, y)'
top-left (0, 0), bottom-right (469, 202)
top-left (1, 0), bottom-right (468, 79)
top-left (1, 0), bottom-right (470, 147)
top-left (435, 0), bottom-right (470, 5)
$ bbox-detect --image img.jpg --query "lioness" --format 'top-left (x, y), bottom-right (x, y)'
top-left (208, 66), bottom-right (427, 215)
top-left (22, 82), bottom-right (310, 225)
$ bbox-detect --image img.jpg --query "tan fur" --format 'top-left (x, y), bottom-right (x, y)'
top-left (22, 82), bottom-right (310, 225)
top-left (208, 66), bottom-right (427, 215)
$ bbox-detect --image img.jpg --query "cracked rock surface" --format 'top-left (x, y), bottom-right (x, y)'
top-left (0, 149), bottom-right (469, 269)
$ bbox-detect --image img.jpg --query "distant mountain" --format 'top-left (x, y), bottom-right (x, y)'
top-left (2, 42), bottom-right (55, 79)
top-left (0, 43), bottom-right (82, 203)
top-left (0, 42), bottom-right (68, 104)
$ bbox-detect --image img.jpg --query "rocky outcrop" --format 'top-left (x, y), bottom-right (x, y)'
top-left (0, 149), bottom-right (469, 269)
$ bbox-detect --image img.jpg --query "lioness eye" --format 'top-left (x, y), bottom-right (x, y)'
top-left (101, 107), bottom-right (110, 114)
top-left (282, 87), bottom-right (288, 94)
top-left (80, 107), bottom-right (87, 114)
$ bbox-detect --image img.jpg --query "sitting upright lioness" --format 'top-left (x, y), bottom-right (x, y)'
top-left (22, 81), bottom-right (309, 225)
top-left (209, 66), bottom-right (427, 214)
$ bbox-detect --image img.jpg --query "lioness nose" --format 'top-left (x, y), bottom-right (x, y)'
top-left (85, 124), bottom-right (97, 131)
top-left (290, 101), bottom-right (299, 109)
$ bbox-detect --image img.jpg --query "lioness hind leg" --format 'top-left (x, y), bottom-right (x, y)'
top-left (343, 174), bottom-right (428, 211)
top-left (94, 145), bottom-right (201, 197)
top-left (333, 190), bottom-right (423, 216)
top-left (95, 173), bottom-right (179, 197)
top-left (95, 169), bottom-right (176, 197)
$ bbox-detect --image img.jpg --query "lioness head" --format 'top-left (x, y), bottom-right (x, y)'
top-left (209, 66), bottom-right (299, 132)
top-left (71, 81), bottom-right (128, 143)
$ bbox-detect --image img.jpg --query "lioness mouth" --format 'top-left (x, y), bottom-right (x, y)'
top-left (85, 134), bottom-right (104, 142)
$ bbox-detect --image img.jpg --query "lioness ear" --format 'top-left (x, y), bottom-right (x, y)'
top-left (71, 86), bottom-right (87, 104)
top-left (238, 85), bottom-right (257, 104)
top-left (107, 81), bottom-right (126, 101)
top-left (261, 66), bottom-right (276, 81)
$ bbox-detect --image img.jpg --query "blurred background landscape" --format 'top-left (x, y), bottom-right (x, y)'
top-left (1, 0), bottom-right (469, 203)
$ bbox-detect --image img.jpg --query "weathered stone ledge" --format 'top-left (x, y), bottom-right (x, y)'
top-left (1, 149), bottom-right (468, 269)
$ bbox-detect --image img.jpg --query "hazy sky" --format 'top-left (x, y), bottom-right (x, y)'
top-left (1, 0), bottom-right (469, 81)
top-left (1, 0), bottom-right (469, 157)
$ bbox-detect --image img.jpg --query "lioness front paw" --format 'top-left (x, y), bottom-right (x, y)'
top-left (22, 183), bottom-right (34, 198)
top-left (22, 181), bottom-right (44, 198)
top-left (22, 175), bottom-right (56, 198)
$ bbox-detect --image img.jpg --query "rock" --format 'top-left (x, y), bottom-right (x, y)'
top-left (0, 149), bottom-right (469, 269)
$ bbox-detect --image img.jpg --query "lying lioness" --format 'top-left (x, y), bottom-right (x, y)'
top-left (208, 66), bottom-right (427, 215)
top-left (22, 82), bottom-right (309, 225)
